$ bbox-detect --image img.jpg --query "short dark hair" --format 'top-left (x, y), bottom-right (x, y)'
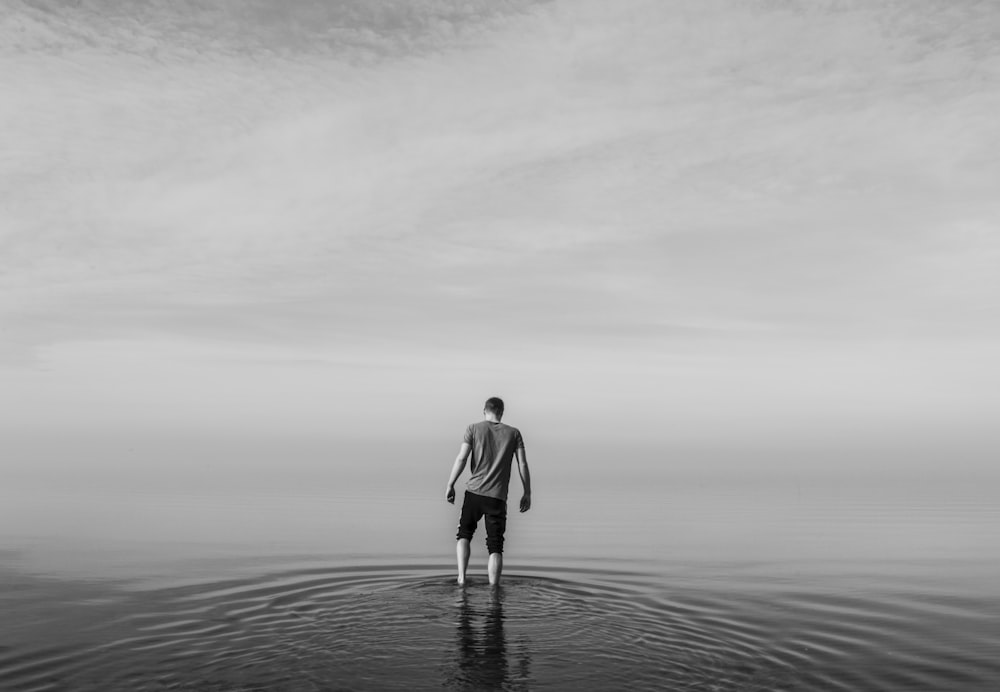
top-left (484, 397), bottom-right (505, 417)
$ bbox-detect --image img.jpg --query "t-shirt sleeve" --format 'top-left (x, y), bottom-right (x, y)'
top-left (463, 424), bottom-right (474, 445)
top-left (515, 429), bottom-right (525, 450)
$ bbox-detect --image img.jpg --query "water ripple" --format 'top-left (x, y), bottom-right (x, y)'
top-left (1, 563), bottom-right (998, 691)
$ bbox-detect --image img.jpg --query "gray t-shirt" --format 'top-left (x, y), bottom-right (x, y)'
top-left (463, 420), bottom-right (525, 502)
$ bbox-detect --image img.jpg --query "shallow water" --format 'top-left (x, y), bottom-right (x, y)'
top-left (2, 472), bottom-right (998, 690)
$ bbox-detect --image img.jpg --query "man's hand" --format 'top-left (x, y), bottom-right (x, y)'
top-left (519, 493), bottom-right (531, 513)
top-left (446, 485), bottom-right (456, 504)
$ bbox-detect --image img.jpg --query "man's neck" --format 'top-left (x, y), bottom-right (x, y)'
top-left (484, 415), bottom-right (501, 423)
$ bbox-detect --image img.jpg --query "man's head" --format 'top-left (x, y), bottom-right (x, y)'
top-left (484, 397), bottom-right (505, 420)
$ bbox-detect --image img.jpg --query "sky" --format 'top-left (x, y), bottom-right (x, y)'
top-left (2, 0), bottom-right (999, 477)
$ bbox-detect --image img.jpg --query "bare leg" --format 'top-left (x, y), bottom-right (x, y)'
top-left (488, 552), bottom-right (503, 586)
top-left (456, 539), bottom-right (471, 585)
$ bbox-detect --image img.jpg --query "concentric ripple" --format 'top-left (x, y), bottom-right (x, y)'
top-left (2, 563), bottom-right (998, 691)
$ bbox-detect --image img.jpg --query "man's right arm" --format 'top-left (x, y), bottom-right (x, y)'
top-left (446, 442), bottom-right (471, 504)
top-left (516, 447), bottom-right (531, 512)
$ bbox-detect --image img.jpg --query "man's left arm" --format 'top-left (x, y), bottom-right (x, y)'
top-left (516, 446), bottom-right (531, 512)
top-left (446, 443), bottom-right (471, 503)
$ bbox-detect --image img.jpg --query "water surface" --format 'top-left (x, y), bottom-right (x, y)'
top-left (2, 471), bottom-right (998, 690)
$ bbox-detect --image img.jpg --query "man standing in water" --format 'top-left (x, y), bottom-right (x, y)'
top-left (446, 397), bottom-right (531, 586)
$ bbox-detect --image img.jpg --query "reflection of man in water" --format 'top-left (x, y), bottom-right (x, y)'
top-left (452, 588), bottom-right (509, 689)
top-left (446, 397), bottom-right (532, 586)
top-left (446, 588), bottom-right (531, 691)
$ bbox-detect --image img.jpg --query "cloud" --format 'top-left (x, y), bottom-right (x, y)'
top-left (1, 0), bottom-right (545, 59)
top-left (2, 0), bottom-right (998, 444)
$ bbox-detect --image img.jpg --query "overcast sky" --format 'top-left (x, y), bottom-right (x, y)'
top-left (2, 0), bottom-right (998, 472)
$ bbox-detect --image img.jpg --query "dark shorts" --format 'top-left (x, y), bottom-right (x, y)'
top-left (456, 491), bottom-right (508, 554)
